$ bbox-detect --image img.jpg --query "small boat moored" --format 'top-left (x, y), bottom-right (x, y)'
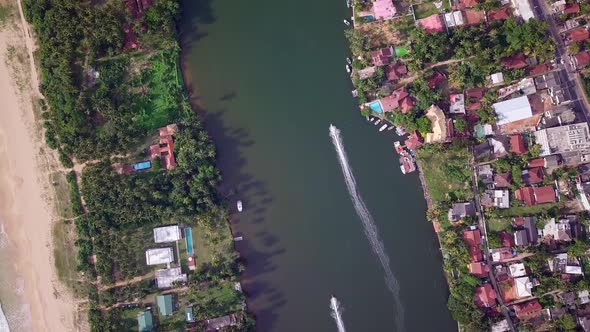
top-left (345, 64), bottom-right (351, 73)
top-left (379, 124), bottom-right (388, 132)
top-left (366, 115), bottom-right (370, 121)
top-left (346, 57), bottom-right (352, 65)
top-left (343, 19), bottom-right (351, 26)
top-left (237, 200), bottom-right (243, 212)
top-left (374, 119), bottom-right (381, 125)
top-left (387, 125), bottom-right (395, 131)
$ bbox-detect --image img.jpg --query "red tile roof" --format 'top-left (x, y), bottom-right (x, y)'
top-left (379, 87), bottom-right (411, 112)
top-left (564, 3), bottom-right (580, 15)
top-left (510, 134), bottom-right (526, 155)
top-left (494, 173), bottom-right (512, 188)
top-left (513, 300), bottom-right (542, 318)
top-left (527, 63), bottom-right (552, 76)
top-left (527, 158), bottom-right (545, 168)
top-left (418, 14), bottom-right (445, 33)
top-left (566, 28), bottom-right (590, 42)
top-left (149, 125), bottom-right (178, 170)
top-left (463, 229), bottom-right (483, 262)
top-left (499, 231), bottom-right (514, 247)
top-left (404, 131), bottom-right (423, 150)
top-left (427, 71), bottom-right (446, 89)
top-left (400, 96), bottom-right (414, 114)
top-left (475, 284), bottom-right (497, 308)
top-left (371, 48), bottom-right (394, 66)
top-left (515, 187), bottom-right (535, 206)
top-left (501, 53), bottom-right (528, 69)
top-left (465, 88), bottom-right (485, 100)
top-left (457, 0), bottom-right (479, 9)
top-left (512, 217), bottom-right (525, 227)
top-left (488, 6), bottom-right (511, 21)
top-left (463, 9), bottom-right (485, 26)
top-left (534, 185), bottom-right (557, 204)
top-left (469, 262), bottom-right (489, 278)
top-left (523, 167), bottom-right (544, 185)
top-left (385, 62), bottom-right (408, 82)
top-left (465, 102), bottom-right (482, 111)
top-left (574, 51), bottom-right (590, 68)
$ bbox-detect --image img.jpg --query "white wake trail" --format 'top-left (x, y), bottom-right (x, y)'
top-left (330, 296), bottom-right (346, 332)
top-left (329, 124), bottom-right (405, 331)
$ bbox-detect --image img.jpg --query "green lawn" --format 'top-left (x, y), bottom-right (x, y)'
top-left (186, 281), bottom-right (244, 321)
top-left (487, 216), bottom-right (512, 232)
top-left (492, 202), bottom-right (562, 218)
top-left (192, 208), bottom-right (236, 270)
top-left (413, 2), bottom-right (440, 19)
top-left (416, 142), bottom-right (473, 204)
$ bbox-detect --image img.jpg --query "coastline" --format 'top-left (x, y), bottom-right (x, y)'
top-left (0, 4), bottom-right (77, 332)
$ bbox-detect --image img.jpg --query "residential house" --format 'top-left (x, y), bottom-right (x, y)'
top-left (513, 216), bottom-right (539, 245)
top-left (512, 300), bottom-right (542, 318)
top-left (153, 225), bottom-right (181, 243)
top-left (474, 284), bottom-right (497, 308)
top-left (548, 253), bottom-right (583, 275)
top-left (509, 263), bottom-right (527, 277)
top-left (481, 190), bottom-right (510, 209)
top-left (463, 228), bottom-right (483, 262)
top-left (534, 71), bottom-right (560, 90)
top-left (444, 11), bottom-right (465, 27)
top-left (418, 14), bottom-right (445, 33)
top-left (371, 47), bottom-right (394, 66)
top-left (533, 123), bottom-right (590, 165)
top-left (540, 105), bottom-right (577, 128)
top-left (469, 261), bottom-right (490, 278)
top-left (514, 0), bottom-right (534, 21)
top-left (477, 164), bottom-right (494, 187)
top-left (528, 63), bottom-right (553, 77)
top-left (501, 53), bottom-right (528, 70)
top-left (514, 229), bottom-right (531, 246)
top-left (564, 18), bottom-right (580, 30)
top-left (449, 202), bottom-right (476, 222)
top-left (427, 71), bottom-right (447, 89)
top-left (515, 186), bottom-right (557, 206)
top-left (455, 0), bottom-right (478, 9)
top-left (527, 156), bottom-right (560, 169)
top-left (490, 72), bottom-right (504, 85)
top-left (521, 167), bottom-right (544, 185)
top-left (205, 314), bottom-right (239, 331)
top-left (379, 87), bottom-right (414, 113)
top-left (560, 291), bottom-right (577, 306)
top-left (563, 28), bottom-right (590, 44)
top-left (149, 124), bottom-right (178, 170)
top-left (449, 93), bottom-right (466, 114)
top-left (494, 173), bottom-right (512, 188)
top-left (138, 310), bottom-right (153, 332)
top-left (564, 3), bottom-right (580, 15)
top-left (425, 105), bottom-right (450, 143)
top-left (404, 131), bottom-right (423, 150)
top-left (541, 218), bottom-right (574, 242)
top-left (465, 87), bottom-right (485, 111)
top-left (463, 9), bottom-right (486, 26)
top-left (155, 267), bottom-right (187, 289)
top-left (497, 78), bottom-right (536, 99)
top-left (474, 137), bottom-right (507, 161)
top-left (156, 294), bottom-right (174, 316)
top-left (493, 96), bottom-right (533, 126)
top-left (145, 248), bottom-right (174, 266)
top-left (372, 0), bottom-right (397, 20)
top-left (499, 231), bottom-right (514, 247)
top-left (487, 6), bottom-right (511, 21)
top-left (491, 247), bottom-right (515, 262)
top-left (514, 276), bottom-right (534, 298)
top-left (571, 50), bottom-right (590, 69)
top-left (580, 290), bottom-right (590, 304)
top-left (510, 134), bottom-right (526, 155)
top-left (385, 62), bottom-right (407, 82)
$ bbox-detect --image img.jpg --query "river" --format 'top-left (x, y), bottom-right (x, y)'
top-left (180, 0), bottom-right (456, 331)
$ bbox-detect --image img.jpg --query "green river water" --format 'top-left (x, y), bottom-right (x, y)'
top-left (180, 0), bottom-right (457, 331)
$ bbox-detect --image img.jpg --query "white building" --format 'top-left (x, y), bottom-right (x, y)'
top-left (153, 225), bottom-right (181, 243)
top-left (515, 276), bottom-right (533, 298)
top-left (493, 96), bottom-right (533, 126)
top-left (155, 267), bottom-right (187, 288)
top-left (145, 247), bottom-right (174, 265)
top-left (509, 263), bottom-right (527, 277)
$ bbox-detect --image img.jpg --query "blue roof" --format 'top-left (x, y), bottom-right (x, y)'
top-left (133, 161), bottom-right (152, 171)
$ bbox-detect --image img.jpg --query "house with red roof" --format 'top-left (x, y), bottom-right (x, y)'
top-left (404, 131), bottom-right (423, 150)
top-left (385, 62), bottom-right (408, 82)
top-left (512, 300), bottom-right (542, 318)
top-left (510, 134), bottom-right (526, 155)
top-left (527, 63), bottom-right (552, 77)
top-left (469, 262), bottom-right (489, 278)
top-left (455, 0), bottom-right (479, 9)
top-left (463, 229), bottom-right (483, 262)
top-left (501, 53), bottom-right (528, 69)
top-left (371, 47), bottom-right (394, 66)
top-left (522, 167), bottom-right (544, 185)
top-left (149, 124), bottom-right (178, 170)
top-left (474, 284), bottom-right (497, 308)
top-left (427, 71), bottom-right (447, 89)
top-left (527, 158), bottom-right (545, 168)
top-left (564, 3), bottom-right (580, 15)
top-left (463, 9), bottom-right (485, 26)
top-left (494, 173), bottom-right (512, 188)
top-left (418, 14), bottom-right (445, 33)
top-left (564, 28), bottom-right (590, 44)
top-left (499, 231), bottom-right (514, 247)
top-left (373, 0), bottom-right (397, 19)
top-left (571, 51), bottom-right (590, 69)
top-left (515, 185), bottom-right (557, 206)
top-left (379, 87), bottom-right (414, 113)
top-left (487, 6), bottom-right (511, 21)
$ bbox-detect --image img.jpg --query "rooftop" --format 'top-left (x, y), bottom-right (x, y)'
top-left (373, 0), bottom-right (397, 19)
top-left (156, 294), bottom-right (174, 316)
top-left (510, 134), bottom-right (526, 155)
top-left (418, 14), bottom-right (445, 33)
top-left (493, 96), bottom-right (533, 126)
top-left (155, 267), bottom-right (188, 289)
top-left (153, 225), bottom-right (181, 243)
top-left (474, 284), bottom-right (497, 308)
top-left (145, 247), bottom-right (174, 266)
top-left (513, 300), bottom-right (542, 318)
top-left (488, 6), bottom-right (511, 21)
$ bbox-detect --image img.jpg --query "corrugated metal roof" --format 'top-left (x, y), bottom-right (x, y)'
top-left (493, 96), bottom-right (533, 125)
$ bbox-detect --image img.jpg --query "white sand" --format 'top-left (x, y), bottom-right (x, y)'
top-left (0, 2), bottom-right (78, 331)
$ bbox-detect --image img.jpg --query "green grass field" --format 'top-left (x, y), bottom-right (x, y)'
top-left (193, 208), bottom-right (236, 269)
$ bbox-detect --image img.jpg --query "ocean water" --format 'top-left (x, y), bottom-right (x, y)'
top-left (0, 221), bottom-right (31, 332)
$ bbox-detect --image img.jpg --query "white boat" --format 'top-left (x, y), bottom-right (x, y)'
top-left (387, 125), bottom-right (395, 131)
top-left (233, 236), bottom-right (243, 241)
top-left (346, 57), bottom-right (352, 65)
top-left (369, 116), bottom-right (375, 122)
top-left (366, 115), bottom-right (370, 121)
top-left (374, 119), bottom-right (381, 125)
top-left (379, 124), bottom-right (388, 132)
top-left (343, 19), bottom-right (351, 26)
top-left (345, 64), bottom-right (351, 73)
top-left (237, 200), bottom-right (243, 212)
top-left (346, 0), bottom-right (352, 8)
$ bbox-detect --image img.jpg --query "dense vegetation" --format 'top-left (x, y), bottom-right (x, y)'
top-left (24, 0), bottom-right (251, 330)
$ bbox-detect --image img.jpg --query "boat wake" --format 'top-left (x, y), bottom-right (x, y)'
top-left (0, 302), bottom-right (10, 332)
top-left (330, 296), bottom-right (346, 332)
top-left (329, 124), bottom-right (405, 331)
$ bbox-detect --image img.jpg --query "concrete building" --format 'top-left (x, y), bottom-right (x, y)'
top-left (533, 123), bottom-right (590, 165)
top-left (155, 267), bottom-right (188, 288)
top-left (153, 225), bottom-right (181, 243)
top-left (515, 276), bottom-right (533, 298)
top-left (145, 247), bottom-right (174, 266)
top-left (493, 96), bottom-right (533, 126)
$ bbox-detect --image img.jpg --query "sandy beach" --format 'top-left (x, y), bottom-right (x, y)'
top-left (0, 1), bottom-right (78, 331)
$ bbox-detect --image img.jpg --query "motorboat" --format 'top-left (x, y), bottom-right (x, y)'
top-left (379, 124), bottom-right (388, 132)
top-left (346, 0), bottom-right (352, 8)
top-left (387, 125), bottom-right (395, 131)
top-left (366, 115), bottom-right (370, 121)
top-left (369, 116), bottom-right (375, 122)
top-left (374, 119), bottom-right (381, 125)
top-left (237, 200), bottom-right (243, 212)
top-left (346, 57), bottom-right (352, 65)
top-left (352, 89), bottom-right (358, 97)
top-left (345, 64), bottom-right (351, 73)
top-left (343, 19), bottom-right (351, 26)
top-left (393, 141), bottom-right (405, 155)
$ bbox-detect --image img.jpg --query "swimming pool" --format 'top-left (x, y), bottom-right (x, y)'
top-left (185, 227), bottom-right (194, 255)
top-left (369, 101), bottom-right (383, 114)
top-left (133, 160), bottom-right (152, 171)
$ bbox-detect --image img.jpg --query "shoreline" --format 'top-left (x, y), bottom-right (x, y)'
top-left (0, 4), bottom-right (77, 332)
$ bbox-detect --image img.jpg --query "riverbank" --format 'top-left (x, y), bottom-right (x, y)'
top-left (0, 2), bottom-right (77, 331)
